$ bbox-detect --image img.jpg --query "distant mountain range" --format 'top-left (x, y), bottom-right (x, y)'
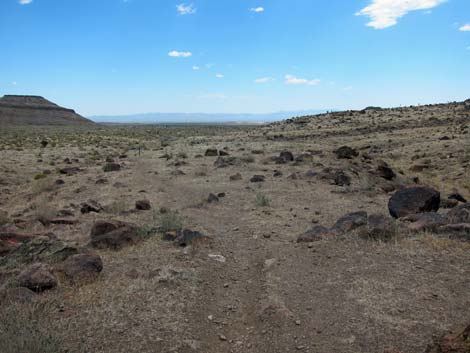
top-left (89, 110), bottom-right (333, 124)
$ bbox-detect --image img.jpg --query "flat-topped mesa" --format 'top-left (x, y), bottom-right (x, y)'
top-left (0, 95), bottom-right (94, 125)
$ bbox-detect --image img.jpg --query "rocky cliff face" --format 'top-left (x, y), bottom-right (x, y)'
top-left (0, 95), bottom-right (94, 125)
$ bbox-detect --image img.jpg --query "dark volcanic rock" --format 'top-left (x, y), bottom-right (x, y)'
top-left (59, 167), bottom-right (81, 176)
top-left (103, 163), bottom-right (121, 172)
top-left (388, 187), bottom-right (440, 218)
top-left (276, 151), bottom-right (294, 164)
top-left (297, 226), bottom-right (335, 243)
top-left (0, 287), bottom-right (38, 304)
top-left (89, 220), bottom-right (140, 250)
top-left (424, 323), bottom-right (470, 353)
top-left (205, 148), bottom-right (218, 157)
top-left (448, 192), bottom-right (467, 203)
top-left (402, 212), bottom-right (446, 232)
top-left (135, 200), bottom-right (151, 210)
top-left (250, 175), bottom-right (266, 183)
top-left (362, 214), bottom-right (397, 241)
top-left (80, 200), bottom-right (103, 214)
top-left (17, 263), bottom-right (58, 292)
top-left (446, 203), bottom-right (470, 224)
top-left (376, 161), bottom-right (396, 180)
top-left (334, 146), bottom-right (358, 159)
top-left (333, 211), bottom-right (368, 234)
top-left (207, 193), bottom-right (219, 203)
top-left (61, 253), bottom-right (103, 282)
top-left (230, 173), bottom-right (242, 181)
top-left (174, 229), bottom-right (206, 247)
top-left (333, 171), bottom-right (351, 186)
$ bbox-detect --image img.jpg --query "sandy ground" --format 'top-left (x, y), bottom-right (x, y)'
top-left (0, 102), bottom-right (469, 352)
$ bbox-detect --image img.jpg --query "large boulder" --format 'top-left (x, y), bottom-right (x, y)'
top-left (388, 187), bottom-right (440, 218)
top-left (89, 220), bottom-right (141, 250)
top-left (17, 263), bottom-right (58, 292)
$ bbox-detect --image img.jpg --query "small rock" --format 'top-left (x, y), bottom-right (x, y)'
top-left (230, 173), bottom-right (242, 181)
top-left (207, 193), bottom-right (219, 203)
top-left (334, 146), bottom-right (358, 159)
top-left (80, 200), bottom-right (103, 214)
top-left (17, 263), bottom-right (57, 292)
top-left (332, 211), bottom-right (368, 234)
top-left (89, 220), bottom-right (141, 250)
top-left (135, 199), bottom-right (151, 210)
top-left (297, 226), bottom-right (334, 243)
top-left (250, 175), bottom-right (265, 183)
top-left (103, 163), bottom-right (121, 172)
top-left (205, 148), bottom-right (218, 157)
top-left (208, 254), bottom-right (226, 263)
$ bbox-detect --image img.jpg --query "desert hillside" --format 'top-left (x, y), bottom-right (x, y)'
top-left (0, 95), bottom-right (94, 126)
top-left (0, 100), bottom-right (469, 353)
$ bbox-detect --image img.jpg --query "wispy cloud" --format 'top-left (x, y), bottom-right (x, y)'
top-left (12, 81), bottom-right (18, 86)
top-left (284, 74), bottom-right (320, 86)
top-left (250, 7), bottom-right (264, 13)
top-left (215, 74), bottom-right (224, 78)
top-left (254, 77), bottom-right (274, 84)
top-left (460, 24), bottom-right (470, 32)
top-left (168, 50), bottom-right (192, 58)
top-left (176, 3), bottom-right (196, 15)
top-left (19, 0), bottom-right (33, 4)
top-left (192, 66), bottom-right (200, 70)
top-left (356, 0), bottom-right (446, 29)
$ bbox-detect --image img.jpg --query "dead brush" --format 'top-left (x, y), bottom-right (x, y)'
top-left (31, 177), bottom-right (56, 195)
top-left (0, 300), bottom-right (64, 353)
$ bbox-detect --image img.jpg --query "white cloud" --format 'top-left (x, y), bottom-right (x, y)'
top-left (192, 66), bottom-right (200, 70)
top-left (168, 50), bottom-right (192, 58)
top-left (460, 24), bottom-right (470, 31)
top-left (284, 74), bottom-right (320, 86)
top-left (19, 0), bottom-right (32, 4)
top-left (215, 74), bottom-right (224, 78)
top-left (205, 63), bottom-right (215, 69)
top-left (250, 7), bottom-right (264, 13)
top-left (176, 3), bottom-right (196, 15)
top-left (12, 81), bottom-right (17, 86)
top-left (356, 0), bottom-right (446, 29)
top-left (254, 77), bottom-right (274, 84)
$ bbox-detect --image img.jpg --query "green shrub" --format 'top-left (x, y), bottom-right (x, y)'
top-left (159, 211), bottom-right (183, 233)
top-left (254, 193), bottom-right (270, 207)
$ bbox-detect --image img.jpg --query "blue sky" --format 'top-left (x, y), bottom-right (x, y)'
top-left (1, 0), bottom-right (469, 116)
